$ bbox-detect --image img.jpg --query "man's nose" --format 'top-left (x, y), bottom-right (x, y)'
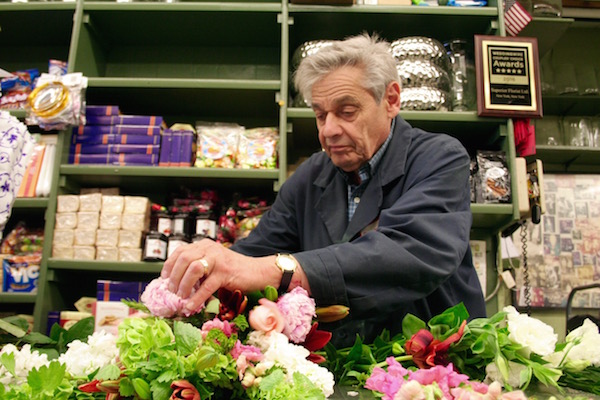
top-left (321, 113), bottom-right (342, 137)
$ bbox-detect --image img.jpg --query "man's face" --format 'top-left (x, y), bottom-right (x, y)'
top-left (310, 66), bottom-right (400, 172)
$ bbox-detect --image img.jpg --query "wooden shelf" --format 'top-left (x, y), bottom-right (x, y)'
top-left (0, 293), bottom-right (37, 304)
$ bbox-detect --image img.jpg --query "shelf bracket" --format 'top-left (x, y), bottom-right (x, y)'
top-left (275, 92), bottom-right (285, 108)
top-left (278, 13), bottom-right (294, 25)
top-left (487, 20), bottom-right (499, 35)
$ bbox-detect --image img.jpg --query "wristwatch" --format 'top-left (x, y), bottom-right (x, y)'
top-left (275, 253), bottom-right (297, 295)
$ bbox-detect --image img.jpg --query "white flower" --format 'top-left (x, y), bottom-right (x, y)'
top-left (0, 344), bottom-right (50, 386)
top-left (503, 306), bottom-right (557, 357)
top-left (247, 331), bottom-right (335, 397)
top-left (561, 319), bottom-right (600, 367)
top-left (58, 331), bottom-right (119, 377)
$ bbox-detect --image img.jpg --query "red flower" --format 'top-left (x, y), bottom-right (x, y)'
top-left (217, 288), bottom-right (248, 321)
top-left (302, 322), bottom-right (332, 364)
top-left (78, 379), bottom-right (101, 393)
top-left (170, 380), bottom-right (201, 400)
top-left (405, 320), bottom-right (466, 369)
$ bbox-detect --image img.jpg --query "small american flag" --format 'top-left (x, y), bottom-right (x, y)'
top-left (504, 0), bottom-right (532, 36)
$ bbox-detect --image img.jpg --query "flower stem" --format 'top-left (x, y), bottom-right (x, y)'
top-left (373, 355), bottom-right (413, 369)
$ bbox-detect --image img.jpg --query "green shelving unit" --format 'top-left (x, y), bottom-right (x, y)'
top-left (2, 0), bottom-right (538, 333)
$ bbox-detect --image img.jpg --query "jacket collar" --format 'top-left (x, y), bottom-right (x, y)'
top-left (313, 115), bottom-right (413, 242)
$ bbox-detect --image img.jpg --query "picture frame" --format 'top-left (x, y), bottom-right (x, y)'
top-left (475, 35), bottom-right (543, 118)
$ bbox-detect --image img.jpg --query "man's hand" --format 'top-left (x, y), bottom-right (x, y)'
top-left (160, 238), bottom-right (278, 312)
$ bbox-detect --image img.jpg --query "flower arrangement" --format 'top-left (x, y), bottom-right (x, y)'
top-left (2, 287), bottom-right (600, 400)
top-left (0, 278), bottom-right (342, 400)
top-left (326, 303), bottom-right (600, 399)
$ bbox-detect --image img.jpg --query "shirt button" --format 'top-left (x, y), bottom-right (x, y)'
top-left (354, 197), bottom-right (360, 204)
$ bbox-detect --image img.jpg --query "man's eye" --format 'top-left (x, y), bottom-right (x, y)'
top-left (340, 109), bottom-right (356, 119)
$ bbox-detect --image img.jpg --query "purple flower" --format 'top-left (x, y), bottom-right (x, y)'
top-left (276, 287), bottom-right (315, 343)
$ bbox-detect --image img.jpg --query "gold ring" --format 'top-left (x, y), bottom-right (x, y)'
top-left (199, 258), bottom-right (209, 275)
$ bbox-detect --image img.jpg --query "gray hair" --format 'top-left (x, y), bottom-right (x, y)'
top-left (293, 33), bottom-right (400, 106)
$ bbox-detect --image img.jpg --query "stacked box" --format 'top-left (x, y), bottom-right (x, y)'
top-left (69, 106), bottom-right (164, 166)
top-left (159, 123), bottom-right (196, 167)
top-left (95, 279), bottom-right (149, 335)
top-left (53, 192), bottom-right (150, 261)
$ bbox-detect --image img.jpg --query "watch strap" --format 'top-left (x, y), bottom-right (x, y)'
top-left (279, 269), bottom-right (294, 295)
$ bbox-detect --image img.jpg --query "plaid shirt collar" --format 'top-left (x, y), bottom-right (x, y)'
top-left (340, 118), bottom-right (395, 186)
top-left (341, 119), bottom-right (395, 221)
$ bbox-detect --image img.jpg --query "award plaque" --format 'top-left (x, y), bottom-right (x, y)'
top-left (475, 35), bottom-right (543, 118)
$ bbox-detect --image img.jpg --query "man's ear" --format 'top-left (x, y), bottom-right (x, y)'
top-left (385, 81), bottom-right (401, 117)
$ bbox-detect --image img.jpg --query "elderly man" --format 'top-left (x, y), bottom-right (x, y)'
top-left (162, 33), bottom-right (486, 346)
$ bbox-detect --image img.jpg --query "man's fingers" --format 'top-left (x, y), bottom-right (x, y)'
top-left (185, 274), bottom-right (220, 312)
top-left (177, 256), bottom-right (212, 298)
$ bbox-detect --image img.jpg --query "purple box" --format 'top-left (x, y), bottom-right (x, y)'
top-left (85, 114), bottom-right (164, 126)
top-left (179, 131), bottom-right (195, 166)
top-left (85, 105), bottom-right (120, 116)
top-left (96, 280), bottom-right (148, 302)
top-left (69, 153), bottom-right (159, 166)
top-left (72, 134), bottom-right (161, 145)
top-left (169, 130), bottom-right (182, 166)
top-left (159, 130), bottom-right (172, 167)
top-left (71, 143), bottom-right (160, 155)
top-left (73, 124), bottom-right (162, 136)
top-left (47, 311), bottom-right (60, 335)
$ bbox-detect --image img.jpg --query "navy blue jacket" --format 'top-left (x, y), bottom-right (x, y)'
top-left (232, 115), bottom-right (486, 346)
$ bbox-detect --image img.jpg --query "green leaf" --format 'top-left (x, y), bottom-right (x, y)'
top-left (232, 314), bottom-right (249, 332)
top-left (401, 313), bottom-right (426, 338)
top-left (258, 368), bottom-right (286, 391)
top-left (63, 317), bottom-right (95, 345)
top-left (346, 336), bottom-right (364, 362)
top-left (196, 346), bottom-right (220, 370)
top-left (264, 285), bottom-right (278, 302)
top-left (121, 298), bottom-right (150, 314)
top-left (119, 377), bottom-right (135, 397)
top-left (132, 378), bottom-right (151, 399)
top-left (0, 352), bottom-right (16, 377)
top-left (27, 361), bottom-right (66, 394)
top-left (174, 321), bottom-right (203, 356)
top-left (34, 348), bottom-right (59, 361)
top-left (48, 323), bottom-right (65, 342)
top-left (519, 365), bottom-right (533, 388)
top-left (94, 364), bottom-right (121, 381)
top-left (496, 354), bottom-right (510, 382)
top-left (2, 316), bottom-right (30, 332)
top-left (428, 302), bottom-right (469, 340)
top-left (0, 318), bottom-right (27, 338)
top-left (22, 332), bottom-right (55, 345)
top-left (149, 380), bottom-right (172, 400)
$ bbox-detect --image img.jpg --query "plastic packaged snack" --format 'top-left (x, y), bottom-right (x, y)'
top-left (475, 150), bottom-right (511, 204)
top-left (236, 127), bottom-right (279, 169)
top-left (195, 122), bottom-right (241, 168)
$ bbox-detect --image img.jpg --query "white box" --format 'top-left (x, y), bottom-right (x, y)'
top-left (77, 212), bottom-right (99, 230)
top-left (102, 195), bottom-right (124, 214)
top-left (55, 212), bottom-right (77, 230)
top-left (94, 301), bottom-right (130, 335)
top-left (96, 229), bottom-right (119, 247)
top-left (57, 195), bottom-right (79, 213)
top-left (100, 212), bottom-right (122, 230)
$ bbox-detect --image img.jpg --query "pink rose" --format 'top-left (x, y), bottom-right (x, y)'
top-left (141, 277), bottom-right (204, 318)
top-left (277, 287), bottom-right (315, 343)
top-left (248, 298), bottom-right (285, 334)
